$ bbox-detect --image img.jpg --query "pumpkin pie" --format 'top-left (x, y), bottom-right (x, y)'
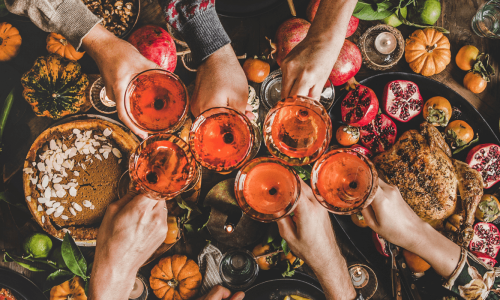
top-left (23, 119), bottom-right (138, 245)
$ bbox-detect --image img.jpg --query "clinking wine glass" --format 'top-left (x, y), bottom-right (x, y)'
top-left (263, 95), bottom-right (332, 166)
top-left (189, 107), bottom-right (261, 174)
top-left (311, 148), bottom-right (378, 214)
top-left (234, 157), bottom-right (301, 222)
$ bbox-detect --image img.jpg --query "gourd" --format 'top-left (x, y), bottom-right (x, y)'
top-left (21, 54), bottom-right (89, 119)
top-left (405, 28), bottom-right (451, 77)
top-left (46, 33), bottom-right (85, 61)
top-left (50, 277), bottom-right (87, 300)
top-left (0, 22), bottom-right (22, 62)
top-left (150, 255), bottom-right (202, 300)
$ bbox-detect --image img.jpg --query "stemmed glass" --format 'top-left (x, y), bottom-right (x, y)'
top-left (263, 95), bottom-right (332, 166)
top-left (310, 148), bottom-right (378, 214)
top-left (234, 157), bottom-right (301, 222)
top-left (189, 107), bottom-right (261, 174)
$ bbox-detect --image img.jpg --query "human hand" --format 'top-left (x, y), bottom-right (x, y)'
top-left (191, 44), bottom-right (254, 120)
top-left (281, 37), bottom-right (336, 99)
top-left (198, 286), bottom-right (245, 300)
top-left (89, 193), bottom-right (168, 299)
top-left (82, 24), bottom-right (158, 139)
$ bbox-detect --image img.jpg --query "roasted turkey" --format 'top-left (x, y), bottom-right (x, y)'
top-left (373, 122), bottom-right (483, 247)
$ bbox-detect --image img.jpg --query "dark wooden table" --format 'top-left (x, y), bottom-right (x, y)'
top-left (0, 0), bottom-right (499, 299)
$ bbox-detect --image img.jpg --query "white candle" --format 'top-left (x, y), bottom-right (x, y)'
top-left (375, 32), bottom-right (397, 55)
top-left (129, 277), bottom-right (144, 299)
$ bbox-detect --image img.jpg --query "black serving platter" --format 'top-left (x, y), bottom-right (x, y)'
top-left (244, 278), bottom-right (325, 300)
top-left (216, 0), bottom-right (284, 18)
top-left (0, 268), bottom-right (47, 300)
top-left (329, 72), bottom-right (500, 298)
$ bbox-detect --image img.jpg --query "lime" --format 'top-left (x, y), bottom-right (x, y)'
top-left (49, 246), bottom-right (66, 268)
top-left (22, 233), bottom-right (53, 259)
top-left (409, 0), bottom-right (441, 25)
top-left (383, 7), bottom-right (407, 28)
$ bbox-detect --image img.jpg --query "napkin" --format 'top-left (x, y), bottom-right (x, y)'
top-left (198, 243), bottom-right (224, 295)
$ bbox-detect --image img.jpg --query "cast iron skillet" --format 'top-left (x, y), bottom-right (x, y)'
top-left (0, 268), bottom-right (47, 300)
top-left (329, 72), bottom-right (500, 298)
top-left (244, 278), bottom-right (326, 300)
top-left (216, 0), bottom-right (284, 18)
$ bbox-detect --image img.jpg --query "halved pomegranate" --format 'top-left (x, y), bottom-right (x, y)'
top-left (466, 143), bottom-right (500, 189)
top-left (469, 222), bottom-right (500, 259)
top-left (350, 145), bottom-right (373, 158)
top-left (382, 80), bottom-right (423, 122)
top-left (341, 85), bottom-right (379, 127)
top-left (471, 251), bottom-right (498, 268)
top-left (359, 114), bottom-right (397, 154)
top-left (372, 231), bottom-right (390, 257)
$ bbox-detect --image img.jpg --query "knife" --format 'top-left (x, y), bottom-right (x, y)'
top-left (388, 243), bottom-right (402, 300)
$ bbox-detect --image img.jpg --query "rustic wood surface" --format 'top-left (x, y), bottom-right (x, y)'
top-left (0, 0), bottom-right (499, 299)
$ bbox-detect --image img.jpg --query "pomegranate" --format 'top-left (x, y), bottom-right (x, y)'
top-left (469, 222), bottom-right (500, 259)
top-left (341, 84), bottom-right (379, 127)
top-left (328, 40), bottom-right (362, 88)
top-left (471, 251), bottom-right (498, 268)
top-left (466, 143), bottom-right (500, 189)
top-left (306, 0), bottom-right (359, 37)
top-left (350, 145), bottom-right (373, 158)
top-left (128, 25), bottom-right (177, 72)
top-left (268, 18), bottom-right (311, 67)
top-left (382, 80), bottom-right (423, 122)
top-left (372, 232), bottom-right (390, 257)
top-left (360, 114), bottom-right (397, 154)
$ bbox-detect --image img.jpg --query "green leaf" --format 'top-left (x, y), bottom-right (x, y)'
top-left (43, 270), bottom-right (75, 292)
top-left (353, 0), bottom-right (393, 20)
top-left (0, 0), bottom-right (8, 17)
top-left (0, 191), bottom-right (30, 213)
top-left (262, 224), bottom-right (280, 245)
top-left (85, 279), bottom-right (90, 296)
top-left (281, 239), bottom-right (291, 256)
top-left (292, 165), bottom-right (312, 181)
top-left (4, 252), bottom-right (46, 272)
top-left (452, 134), bottom-right (479, 155)
top-left (61, 233), bottom-right (87, 279)
top-left (0, 87), bottom-right (15, 144)
top-left (281, 261), bottom-right (295, 277)
top-left (399, 13), bottom-right (450, 33)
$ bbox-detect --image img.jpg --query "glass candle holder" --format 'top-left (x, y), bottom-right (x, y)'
top-left (263, 95), bottom-right (332, 166)
top-left (124, 69), bottom-right (189, 134)
top-left (189, 107), bottom-right (261, 173)
top-left (129, 134), bottom-right (200, 200)
top-left (311, 148), bottom-right (378, 214)
top-left (219, 249), bottom-right (259, 291)
top-left (89, 76), bottom-right (117, 114)
top-left (235, 157), bottom-right (301, 222)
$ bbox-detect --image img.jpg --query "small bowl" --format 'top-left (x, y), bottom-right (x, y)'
top-left (357, 24), bottom-right (405, 71)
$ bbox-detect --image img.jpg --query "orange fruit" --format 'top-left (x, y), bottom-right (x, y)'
top-left (475, 194), bottom-right (500, 222)
top-left (422, 96), bottom-right (452, 127)
top-left (445, 120), bottom-right (474, 145)
top-left (252, 244), bottom-right (276, 270)
top-left (280, 252), bottom-right (304, 268)
top-left (464, 72), bottom-right (487, 94)
top-left (336, 125), bottom-right (360, 146)
top-left (402, 249), bottom-right (431, 273)
top-left (456, 45), bottom-right (479, 71)
top-left (351, 212), bottom-right (368, 227)
top-left (243, 58), bottom-right (270, 83)
top-left (164, 216), bottom-right (179, 244)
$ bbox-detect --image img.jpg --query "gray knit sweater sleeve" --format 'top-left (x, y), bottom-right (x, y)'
top-left (5, 0), bottom-right (101, 50)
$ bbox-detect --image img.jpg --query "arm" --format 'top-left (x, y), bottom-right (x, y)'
top-left (5, 0), bottom-right (100, 50)
top-left (89, 194), bottom-right (168, 300)
top-left (277, 180), bottom-right (357, 300)
top-left (363, 179), bottom-right (500, 299)
top-left (281, 0), bottom-right (357, 98)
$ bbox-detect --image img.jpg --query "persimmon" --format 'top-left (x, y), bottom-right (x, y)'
top-left (252, 244), bottom-right (277, 270)
top-left (463, 53), bottom-right (494, 94)
top-left (422, 96), bottom-right (452, 127)
top-left (243, 57), bottom-right (270, 83)
top-left (464, 72), bottom-right (487, 94)
top-left (475, 194), bottom-right (500, 222)
top-left (402, 249), bottom-right (431, 273)
top-left (456, 45), bottom-right (479, 71)
top-left (445, 120), bottom-right (474, 149)
top-left (164, 216), bottom-right (179, 244)
top-left (280, 252), bottom-right (304, 268)
top-left (350, 212), bottom-right (368, 228)
top-left (336, 125), bottom-right (359, 146)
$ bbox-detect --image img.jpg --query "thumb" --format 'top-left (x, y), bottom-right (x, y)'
top-left (229, 292), bottom-right (245, 300)
top-left (277, 216), bottom-right (296, 243)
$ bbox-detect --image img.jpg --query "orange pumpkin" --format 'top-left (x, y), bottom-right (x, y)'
top-left (50, 277), bottom-right (87, 300)
top-left (46, 33), bottom-right (85, 61)
top-left (150, 255), bottom-right (202, 300)
top-left (0, 22), bottom-right (22, 62)
top-left (405, 28), bottom-right (451, 76)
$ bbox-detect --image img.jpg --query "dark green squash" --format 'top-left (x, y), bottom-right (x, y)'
top-left (21, 54), bottom-right (89, 119)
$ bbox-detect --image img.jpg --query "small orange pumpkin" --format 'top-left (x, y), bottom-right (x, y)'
top-left (150, 255), bottom-right (202, 300)
top-left (50, 277), bottom-right (87, 300)
top-left (46, 33), bottom-right (85, 61)
top-left (405, 28), bottom-right (451, 76)
top-left (0, 22), bottom-right (22, 62)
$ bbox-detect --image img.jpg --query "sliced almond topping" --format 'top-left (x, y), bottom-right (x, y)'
top-left (41, 216), bottom-right (45, 224)
top-left (95, 154), bottom-right (102, 161)
top-left (44, 187), bottom-right (52, 199)
top-left (38, 198), bottom-right (48, 204)
top-left (53, 177), bottom-right (63, 184)
top-left (69, 187), bottom-right (77, 197)
top-left (62, 144), bottom-right (68, 151)
top-left (46, 208), bottom-right (55, 215)
top-left (50, 140), bottom-right (57, 150)
top-left (45, 201), bottom-right (53, 208)
top-left (103, 152), bottom-right (109, 159)
top-left (23, 168), bottom-right (33, 174)
top-left (38, 205), bottom-right (43, 211)
top-left (82, 200), bottom-right (92, 208)
top-left (37, 162), bottom-right (46, 172)
top-left (73, 129), bottom-right (81, 135)
top-left (52, 202), bottom-right (61, 208)
top-left (54, 210), bottom-right (63, 218)
top-left (72, 202), bottom-right (82, 211)
top-left (56, 206), bottom-right (64, 213)
top-left (56, 190), bottom-right (66, 198)
top-left (69, 207), bottom-right (76, 216)
top-left (41, 175), bottom-right (49, 188)
top-left (90, 205), bottom-right (95, 210)
top-left (31, 177), bottom-right (38, 185)
top-left (26, 196), bottom-right (31, 202)
top-left (112, 148), bottom-right (122, 158)
top-left (103, 128), bottom-right (113, 136)
top-left (61, 215), bottom-right (68, 220)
